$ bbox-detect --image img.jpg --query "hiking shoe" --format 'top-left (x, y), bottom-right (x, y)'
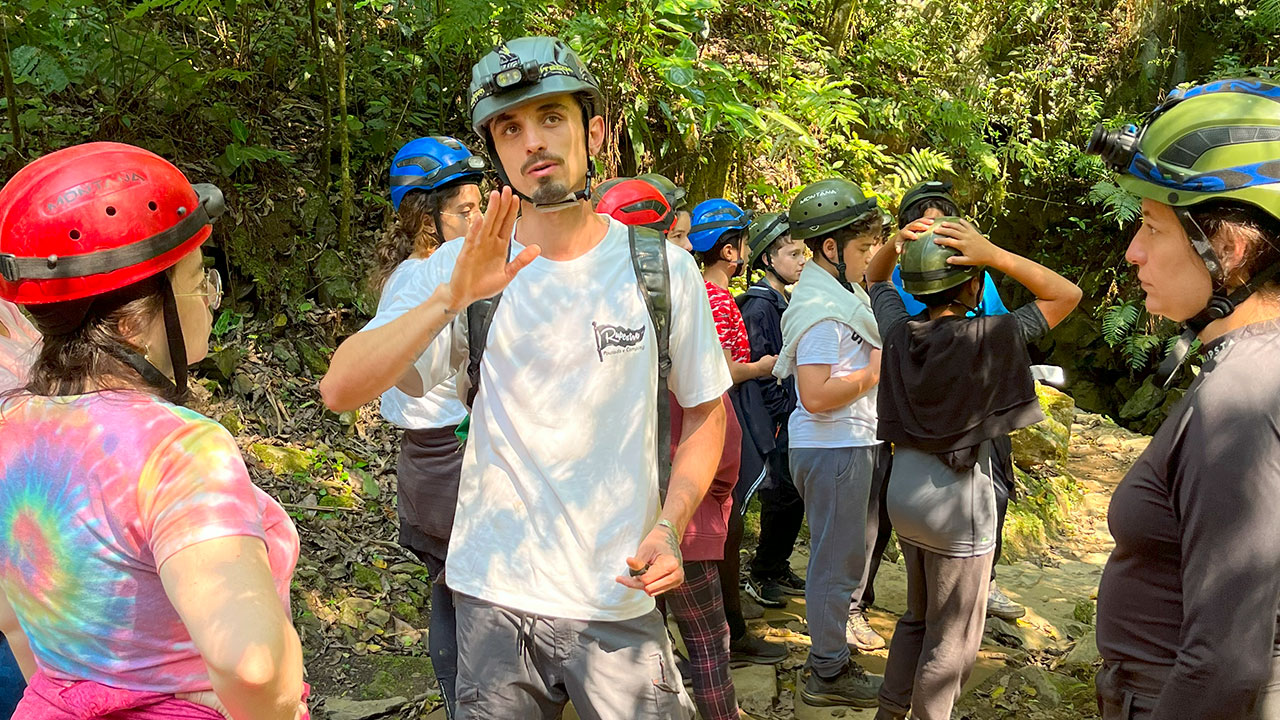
top-left (846, 610), bottom-right (887, 651)
top-left (987, 584), bottom-right (1026, 621)
top-left (777, 569), bottom-right (806, 596)
top-left (729, 630), bottom-right (788, 666)
top-left (800, 662), bottom-right (882, 708)
top-left (740, 590), bottom-right (766, 619)
top-left (745, 576), bottom-right (788, 609)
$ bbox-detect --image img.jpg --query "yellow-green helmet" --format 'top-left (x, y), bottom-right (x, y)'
top-left (1087, 78), bottom-right (1280, 281)
top-left (898, 216), bottom-right (981, 296)
top-left (1087, 78), bottom-right (1280, 385)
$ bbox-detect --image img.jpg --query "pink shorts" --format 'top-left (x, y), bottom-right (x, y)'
top-left (15, 672), bottom-right (310, 719)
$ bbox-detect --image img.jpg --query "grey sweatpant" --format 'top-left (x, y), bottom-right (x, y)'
top-left (453, 593), bottom-right (694, 720)
top-left (878, 541), bottom-right (992, 720)
top-left (791, 445), bottom-right (878, 679)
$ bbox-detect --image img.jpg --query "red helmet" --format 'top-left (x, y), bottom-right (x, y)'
top-left (596, 178), bottom-right (677, 233)
top-left (0, 142), bottom-right (224, 305)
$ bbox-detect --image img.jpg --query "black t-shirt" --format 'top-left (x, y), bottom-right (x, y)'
top-left (1097, 318), bottom-right (1280, 720)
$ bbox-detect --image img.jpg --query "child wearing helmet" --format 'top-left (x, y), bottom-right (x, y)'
top-left (1086, 78), bottom-right (1280, 720)
top-left (773, 177), bottom-right (886, 709)
top-left (688, 197), bottom-right (788, 667)
top-left (864, 187), bottom-right (1080, 720)
top-left (737, 212), bottom-right (809, 611)
top-left (0, 143), bottom-right (308, 719)
top-left (367, 135), bottom-right (488, 718)
top-left (857, 180), bottom-right (1026, 626)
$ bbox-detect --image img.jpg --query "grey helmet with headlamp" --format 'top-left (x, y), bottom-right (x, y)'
top-left (469, 37), bottom-right (605, 213)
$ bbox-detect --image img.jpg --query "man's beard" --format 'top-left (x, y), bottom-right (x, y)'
top-left (531, 179), bottom-right (571, 205)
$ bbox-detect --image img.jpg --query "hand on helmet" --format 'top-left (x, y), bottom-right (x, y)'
top-left (446, 187), bottom-right (540, 310)
top-left (931, 219), bottom-right (999, 266)
top-left (895, 218), bottom-right (935, 253)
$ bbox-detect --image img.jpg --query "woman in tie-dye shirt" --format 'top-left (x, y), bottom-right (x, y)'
top-left (0, 143), bottom-right (305, 720)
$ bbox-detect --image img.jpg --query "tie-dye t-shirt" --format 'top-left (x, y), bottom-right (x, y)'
top-left (0, 391), bottom-right (299, 693)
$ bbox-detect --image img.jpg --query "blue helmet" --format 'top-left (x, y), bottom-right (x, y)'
top-left (689, 199), bottom-right (752, 253)
top-left (389, 136), bottom-right (487, 210)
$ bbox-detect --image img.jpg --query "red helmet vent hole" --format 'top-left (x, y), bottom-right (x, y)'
top-left (148, 201), bottom-right (158, 211)
top-left (69, 230), bottom-right (81, 240)
top-left (105, 206), bottom-right (117, 216)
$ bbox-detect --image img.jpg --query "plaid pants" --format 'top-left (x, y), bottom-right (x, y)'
top-left (663, 560), bottom-right (738, 720)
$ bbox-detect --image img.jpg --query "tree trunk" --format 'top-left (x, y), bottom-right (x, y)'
top-left (826, 0), bottom-right (855, 54)
top-left (334, 0), bottom-right (352, 254)
top-left (308, 0), bottom-right (332, 188)
top-left (0, 12), bottom-right (23, 155)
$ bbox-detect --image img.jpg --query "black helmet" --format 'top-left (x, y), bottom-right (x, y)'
top-left (897, 180), bottom-right (956, 229)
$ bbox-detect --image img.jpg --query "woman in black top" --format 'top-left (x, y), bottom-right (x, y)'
top-left (1088, 78), bottom-right (1280, 720)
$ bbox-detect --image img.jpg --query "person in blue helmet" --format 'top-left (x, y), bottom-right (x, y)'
top-left (367, 135), bottom-right (488, 719)
top-left (689, 198), bottom-right (788, 667)
top-left (852, 180), bottom-right (1027, 632)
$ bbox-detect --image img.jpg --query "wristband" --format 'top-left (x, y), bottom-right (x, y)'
top-left (656, 519), bottom-right (678, 536)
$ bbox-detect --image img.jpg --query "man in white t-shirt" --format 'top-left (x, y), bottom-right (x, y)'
top-left (774, 178), bottom-right (886, 709)
top-left (320, 36), bottom-right (729, 719)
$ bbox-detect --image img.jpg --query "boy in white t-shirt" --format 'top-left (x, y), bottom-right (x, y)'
top-left (774, 178), bottom-right (885, 709)
top-left (321, 37), bottom-right (730, 720)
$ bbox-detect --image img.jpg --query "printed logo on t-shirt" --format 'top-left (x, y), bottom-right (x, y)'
top-left (592, 322), bottom-right (646, 361)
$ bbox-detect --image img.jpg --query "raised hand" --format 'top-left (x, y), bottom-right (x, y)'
top-left (931, 218), bottom-right (1001, 267)
top-left (445, 187), bottom-right (541, 310)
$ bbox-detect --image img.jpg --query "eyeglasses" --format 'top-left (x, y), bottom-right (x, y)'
top-left (175, 268), bottom-right (223, 310)
top-left (439, 206), bottom-right (483, 221)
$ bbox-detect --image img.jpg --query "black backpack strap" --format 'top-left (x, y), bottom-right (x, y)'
top-left (465, 293), bottom-right (502, 408)
top-left (628, 226), bottom-right (673, 500)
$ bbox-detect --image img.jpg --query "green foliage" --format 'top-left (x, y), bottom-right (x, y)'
top-left (1087, 180), bottom-right (1142, 228)
top-left (0, 0), bottom-right (1271, 413)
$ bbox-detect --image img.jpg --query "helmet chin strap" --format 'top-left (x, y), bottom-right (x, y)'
top-left (826, 247), bottom-right (856, 293)
top-left (1156, 260), bottom-right (1280, 388)
top-left (105, 273), bottom-right (189, 402)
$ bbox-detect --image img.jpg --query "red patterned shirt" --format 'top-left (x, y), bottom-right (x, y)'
top-left (705, 281), bottom-right (751, 363)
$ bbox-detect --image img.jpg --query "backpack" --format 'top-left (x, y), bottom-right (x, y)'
top-left (462, 225), bottom-right (674, 497)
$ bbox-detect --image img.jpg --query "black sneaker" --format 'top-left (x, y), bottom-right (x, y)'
top-left (729, 630), bottom-right (788, 666)
top-left (777, 569), bottom-right (806, 596)
top-left (745, 576), bottom-right (787, 608)
top-left (800, 662), bottom-right (883, 708)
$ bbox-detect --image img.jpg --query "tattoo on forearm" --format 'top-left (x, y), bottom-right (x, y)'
top-left (660, 522), bottom-right (683, 566)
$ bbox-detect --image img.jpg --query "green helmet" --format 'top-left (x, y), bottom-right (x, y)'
top-left (788, 178), bottom-right (878, 241)
top-left (1087, 78), bottom-right (1280, 281)
top-left (469, 37), bottom-right (604, 136)
top-left (636, 172), bottom-right (688, 210)
top-left (898, 216), bottom-right (981, 296)
top-left (746, 212), bottom-right (790, 269)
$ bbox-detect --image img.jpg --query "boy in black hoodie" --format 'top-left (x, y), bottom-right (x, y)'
top-left (738, 212), bottom-right (809, 608)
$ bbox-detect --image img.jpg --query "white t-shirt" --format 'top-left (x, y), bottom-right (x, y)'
top-left (788, 319), bottom-right (880, 449)
top-left (364, 257), bottom-right (467, 429)
top-left (0, 299), bottom-right (40, 392)
top-left (408, 216), bottom-right (731, 621)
